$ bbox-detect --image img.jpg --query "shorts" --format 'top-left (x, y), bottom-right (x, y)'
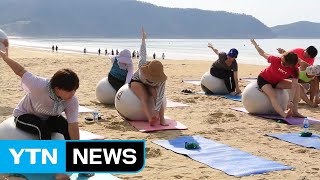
top-left (257, 76), bottom-right (278, 89)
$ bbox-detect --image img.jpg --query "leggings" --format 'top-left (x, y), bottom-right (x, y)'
top-left (14, 114), bottom-right (70, 140)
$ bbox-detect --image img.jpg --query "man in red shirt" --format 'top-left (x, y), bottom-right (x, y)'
top-left (251, 39), bottom-right (304, 118)
top-left (277, 46), bottom-right (317, 70)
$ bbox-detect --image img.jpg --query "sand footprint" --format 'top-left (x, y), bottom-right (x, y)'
top-left (146, 147), bottom-right (162, 158)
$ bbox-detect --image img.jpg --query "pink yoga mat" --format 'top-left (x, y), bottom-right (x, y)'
top-left (128, 116), bottom-right (188, 132)
top-left (231, 107), bottom-right (320, 125)
top-left (167, 99), bottom-right (190, 108)
top-left (79, 130), bottom-right (105, 140)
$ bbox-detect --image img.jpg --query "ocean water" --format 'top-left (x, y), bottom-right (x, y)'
top-left (9, 37), bottom-right (320, 66)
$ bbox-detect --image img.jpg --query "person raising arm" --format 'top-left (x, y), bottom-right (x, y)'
top-left (251, 39), bottom-right (303, 118)
top-left (208, 42), bottom-right (241, 95)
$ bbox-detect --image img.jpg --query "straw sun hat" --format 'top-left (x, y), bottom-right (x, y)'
top-left (140, 60), bottom-right (167, 83)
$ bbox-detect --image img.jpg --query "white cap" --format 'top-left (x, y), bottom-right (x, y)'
top-left (306, 65), bottom-right (320, 76)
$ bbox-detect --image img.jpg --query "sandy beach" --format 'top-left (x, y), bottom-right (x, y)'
top-left (1, 47), bottom-right (320, 180)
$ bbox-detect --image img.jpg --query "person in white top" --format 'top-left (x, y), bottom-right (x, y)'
top-left (129, 27), bottom-right (168, 126)
top-left (0, 47), bottom-right (87, 180)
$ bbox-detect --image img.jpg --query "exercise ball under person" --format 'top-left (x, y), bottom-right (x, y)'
top-left (200, 71), bottom-right (229, 94)
top-left (96, 77), bottom-right (117, 104)
top-left (0, 117), bottom-right (64, 140)
top-left (115, 84), bottom-right (166, 120)
top-left (242, 82), bottom-right (289, 114)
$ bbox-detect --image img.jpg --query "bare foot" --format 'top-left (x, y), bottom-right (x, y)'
top-left (283, 109), bottom-right (293, 118)
top-left (292, 112), bottom-right (306, 118)
top-left (55, 174), bottom-right (69, 180)
top-left (308, 102), bottom-right (318, 108)
top-left (315, 98), bottom-right (320, 104)
top-left (160, 118), bottom-right (169, 126)
top-left (149, 116), bottom-right (158, 126)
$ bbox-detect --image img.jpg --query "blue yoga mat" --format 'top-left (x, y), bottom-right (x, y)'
top-left (267, 133), bottom-right (320, 149)
top-left (153, 135), bottom-right (292, 177)
top-left (196, 92), bottom-right (242, 102)
top-left (15, 173), bottom-right (120, 180)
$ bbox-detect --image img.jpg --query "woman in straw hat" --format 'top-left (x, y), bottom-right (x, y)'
top-left (129, 27), bottom-right (168, 126)
top-left (108, 49), bottom-right (134, 91)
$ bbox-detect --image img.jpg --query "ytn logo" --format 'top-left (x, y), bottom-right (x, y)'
top-left (66, 141), bottom-right (145, 172)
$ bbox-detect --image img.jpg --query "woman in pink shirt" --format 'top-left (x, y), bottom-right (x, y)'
top-left (251, 39), bottom-right (303, 118)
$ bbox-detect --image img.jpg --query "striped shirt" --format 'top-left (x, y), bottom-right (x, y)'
top-left (132, 40), bottom-right (165, 112)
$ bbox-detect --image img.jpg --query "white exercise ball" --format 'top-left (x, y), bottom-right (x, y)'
top-left (96, 77), bottom-right (117, 104)
top-left (0, 117), bottom-right (64, 140)
top-left (242, 82), bottom-right (289, 115)
top-left (200, 71), bottom-right (229, 94)
top-left (115, 84), bottom-right (167, 120)
top-left (0, 29), bottom-right (8, 51)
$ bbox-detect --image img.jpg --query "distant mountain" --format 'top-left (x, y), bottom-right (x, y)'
top-left (271, 21), bottom-right (320, 38)
top-left (0, 0), bottom-right (275, 38)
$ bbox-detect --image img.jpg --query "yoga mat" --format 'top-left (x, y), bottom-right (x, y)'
top-left (153, 135), bottom-right (293, 177)
top-left (182, 80), bottom-right (201, 85)
top-left (18, 173), bottom-right (120, 180)
top-left (231, 107), bottom-right (320, 125)
top-left (196, 92), bottom-right (242, 102)
top-left (79, 106), bottom-right (94, 113)
top-left (79, 130), bottom-right (105, 140)
top-left (167, 99), bottom-right (190, 108)
top-left (62, 106), bottom-right (94, 117)
top-left (267, 133), bottom-right (320, 149)
top-left (128, 116), bottom-right (187, 132)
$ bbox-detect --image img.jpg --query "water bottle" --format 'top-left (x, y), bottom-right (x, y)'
top-left (92, 111), bottom-right (99, 123)
top-left (303, 118), bottom-right (309, 133)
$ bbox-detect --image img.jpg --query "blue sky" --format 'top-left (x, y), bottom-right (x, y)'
top-left (137, 0), bottom-right (320, 27)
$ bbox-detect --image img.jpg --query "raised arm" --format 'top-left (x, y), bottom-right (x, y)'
top-left (0, 50), bottom-right (26, 77)
top-left (138, 27), bottom-right (147, 68)
top-left (250, 39), bottom-right (270, 60)
top-left (207, 43), bottom-right (219, 55)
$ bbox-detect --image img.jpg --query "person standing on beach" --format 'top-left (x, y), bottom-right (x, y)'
top-left (0, 49), bottom-right (83, 180)
top-left (162, 53), bottom-right (165, 60)
top-left (84, 48), bottom-right (86, 54)
top-left (108, 49), bottom-right (133, 91)
top-left (98, 48), bottom-right (101, 56)
top-left (207, 42), bottom-right (241, 95)
top-left (277, 46), bottom-right (319, 106)
top-left (52, 45), bottom-right (55, 52)
top-left (251, 39), bottom-right (304, 118)
top-left (105, 48), bottom-right (108, 55)
top-left (111, 49), bottom-right (114, 55)
top-left (128, 27), bottom-right (168, 126)
top-left (116, 49), bottom-right (119, 55)
top-left (153, 53), bottom-right (156, 59)
top-left (55, 45), bottom-right (58, 52)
